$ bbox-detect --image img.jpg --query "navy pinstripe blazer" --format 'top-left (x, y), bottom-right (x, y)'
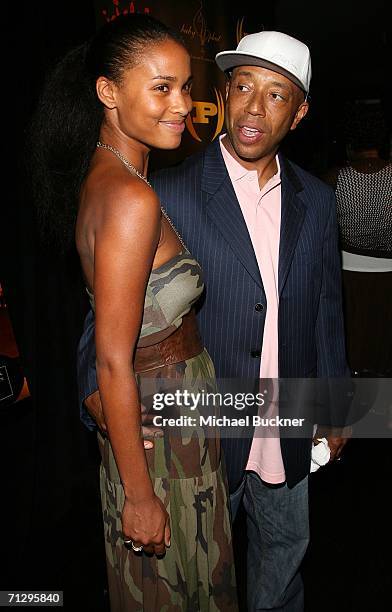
top-left (77, 139), bottom-right (348, 491)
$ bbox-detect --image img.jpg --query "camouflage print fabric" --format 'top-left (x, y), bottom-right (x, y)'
top-left (94, 252), bottom-right (238, 611)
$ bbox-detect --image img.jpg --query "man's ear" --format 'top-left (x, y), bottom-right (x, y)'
top-left (290, 101), bottom-right (309, 131)
top-left (96, 76), bottom-right (117, 110)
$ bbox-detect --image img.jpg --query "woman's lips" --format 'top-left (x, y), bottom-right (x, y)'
top-left (160, 121), bottom-right (186, 133)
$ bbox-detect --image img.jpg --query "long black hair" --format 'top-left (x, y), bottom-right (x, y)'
top-left (28, 14), bottom-right (185, 250)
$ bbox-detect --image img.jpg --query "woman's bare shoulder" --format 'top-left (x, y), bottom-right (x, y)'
top-left (83, 164), bottom-right (160, 226)
top-left (86, 167), bottom-right (159, 210)
top-left (76, 164), bottom-right (161, 262)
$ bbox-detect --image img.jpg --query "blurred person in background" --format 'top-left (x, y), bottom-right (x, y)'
top-left (324, 102), bottom-right (392, 378)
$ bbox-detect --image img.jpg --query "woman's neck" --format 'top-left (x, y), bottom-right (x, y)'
top-left (98, 126), bottom-right (150, 176)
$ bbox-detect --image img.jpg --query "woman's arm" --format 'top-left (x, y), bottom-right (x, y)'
top-left (93, 176), bottom-right (170, 555)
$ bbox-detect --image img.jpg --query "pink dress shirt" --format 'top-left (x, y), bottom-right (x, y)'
top-left (220, 136), bottom-right (285, 483)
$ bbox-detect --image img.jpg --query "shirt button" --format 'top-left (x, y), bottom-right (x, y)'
top-left (255, 303), bottom-right (264, 312)
top-left (250, 350), bottom-right (261, 358)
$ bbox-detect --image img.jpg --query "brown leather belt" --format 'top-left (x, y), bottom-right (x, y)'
top-left (134, 310), bottom-right (203, 373)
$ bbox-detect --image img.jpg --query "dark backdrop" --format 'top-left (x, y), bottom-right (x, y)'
top-left (2, 1), bottom-right (390, 610)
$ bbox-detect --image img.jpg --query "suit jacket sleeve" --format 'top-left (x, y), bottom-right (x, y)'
top-left (315, 189), bottom-right (351, 427)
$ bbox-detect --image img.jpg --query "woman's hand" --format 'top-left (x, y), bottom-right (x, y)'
top-left (122, 493), bottom-right (171, 556)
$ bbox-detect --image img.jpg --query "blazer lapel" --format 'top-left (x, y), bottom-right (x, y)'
top-left (278, 153), bottom-right (307, 296)
top-left (202, 141), bottom-right (263, 288)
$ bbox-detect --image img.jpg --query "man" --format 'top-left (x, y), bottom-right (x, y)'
top-left (78, 31), bottom-right (348, 611)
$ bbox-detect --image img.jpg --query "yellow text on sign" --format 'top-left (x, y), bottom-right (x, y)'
top-left (185, 89), bottom-right (225, 143)
top-left (192, 102), bottom-right (218, 124)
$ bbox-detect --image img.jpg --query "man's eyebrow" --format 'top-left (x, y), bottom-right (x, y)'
top-left (269, 80), bottom-right (291, 92)
top-left (234, 71), bottom-right (292, 93)
top-left (235, 70), bottom-right (253, 78)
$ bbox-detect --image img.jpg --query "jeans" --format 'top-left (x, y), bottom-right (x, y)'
top-left (230, 472), bottom-right (309, 611)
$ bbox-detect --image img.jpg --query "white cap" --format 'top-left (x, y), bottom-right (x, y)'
top-left (215, 31), bottom-right (311, 94)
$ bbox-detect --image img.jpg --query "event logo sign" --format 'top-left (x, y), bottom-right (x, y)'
top-left (179, 4), bottom-right (222, 50)
top-left (101, 0), bottom-right (151, 22)
top-left (186, 88), bottom-right (225, 143)
top-left (236, 16), bottom-right (250, 44)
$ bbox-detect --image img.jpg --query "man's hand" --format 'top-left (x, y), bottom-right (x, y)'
top-left (313, 425), bottom-right (352, 462)
top-left (84, 391), bottom-right (163, 450)
top-left (140, 402), bottom-right (164, 445)
top-left (325, 435), bottom-right (347, 461)
top-left (84, 391), bottom-right (107, 436)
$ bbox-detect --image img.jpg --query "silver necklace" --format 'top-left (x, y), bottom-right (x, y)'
top-left (96, 141), bottom-right (187, 249)
top-left (96, 140), bottom-right (152, 186)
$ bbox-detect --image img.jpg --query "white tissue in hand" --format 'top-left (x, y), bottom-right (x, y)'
top-left (310, 437), bottom-right (330, 473)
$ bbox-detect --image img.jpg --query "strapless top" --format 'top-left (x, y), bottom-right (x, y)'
top-left (87, 251), bottom-right (204, 347)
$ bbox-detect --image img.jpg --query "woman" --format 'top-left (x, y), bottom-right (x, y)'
top-left (30, 14), bottom-right (236, 611)
top-left (324, 102), bottom-right (392, 377)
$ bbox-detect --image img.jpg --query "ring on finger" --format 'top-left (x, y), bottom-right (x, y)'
top-left (124, 539), bottom-right (143, 552)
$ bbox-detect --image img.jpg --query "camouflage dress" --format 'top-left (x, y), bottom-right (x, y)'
top-left (95, 252), bottom-right (238, 611)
